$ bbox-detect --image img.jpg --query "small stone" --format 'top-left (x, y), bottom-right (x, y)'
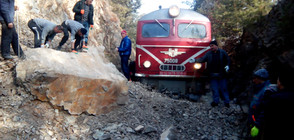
top-left (102, 85), bottom-right (109, 92)
top-left (104, 124), bottom-right (118, 132)
top-left (160, 126), bottom-right (178, 140)
top-left (55, 109), bottom-right (59, 115)
top-left (143, 125), bottom-right (157, 134)
top-left (100, 134), bottom-right (111, 140)
top-left (69, 135), bottom-right (78, 140)
top-left (44, 136), bottom-right (51, 140)
top-left (93, 130), bottom-right (104, 140)
top-left (134, 125), bottom-right (144, 132)
top-left (12, 116), bottom-right (20, 122)
top-left (48, 130), bottom-right (54, 136)
top-left (6, 63), bottom-right (14, 69)
top-left (126, 127), bottom-right (135, 133)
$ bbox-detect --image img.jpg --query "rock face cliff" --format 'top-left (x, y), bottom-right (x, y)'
top-left (225, 0), bottom-right (294, 97)
top-left (16, 0), bottom-right (122, 65)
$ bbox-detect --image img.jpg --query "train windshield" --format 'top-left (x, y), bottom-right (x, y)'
top-left (142, 23), bottom-right (170, 38)
top-left (178, 24), bottom-right (206, 39)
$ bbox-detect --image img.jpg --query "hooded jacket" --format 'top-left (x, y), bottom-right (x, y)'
top-left (249, 80), bottom-right (271, 127)
top-left (73, 0), bottom-right (94, 25)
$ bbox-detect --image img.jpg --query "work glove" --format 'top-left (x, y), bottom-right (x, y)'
top-left (224, 65), bottom-right (229, 72)
top-left (251, 126), bottom-right (259, 137)
top-left (41, 43), bottom-right (49, 48)
top-left (45, 43), bottom-right (49, 48)
top-left (189, 58), bottom-right (195, 63)
top-left (90, 25), bottom-right (93, 30)
top-left (81, 9), bottom-right (85, 14)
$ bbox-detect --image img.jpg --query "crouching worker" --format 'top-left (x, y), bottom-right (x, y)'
top-left (57, 20), bottom-right (87, 53)
top-left (248, 68), bottom-right (271, 139)
top-left (28, 18), bottom-right (63, 48)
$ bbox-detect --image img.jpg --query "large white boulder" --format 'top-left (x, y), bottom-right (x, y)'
top-left (16, 47), bottom-right (128, 115)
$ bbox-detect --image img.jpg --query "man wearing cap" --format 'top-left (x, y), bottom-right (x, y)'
top-left (28, 18), bottom-right (63, 48)
top-left (249, 68), bottom-right (271, 138)
top-left (73, 0), bottom-right (94, 48)
top-left (117, 30), bottom-right (132, 81)
top-left (57, 20), bottom-right (87, 53)
top-left (190, 40), bottom-right (231, 107)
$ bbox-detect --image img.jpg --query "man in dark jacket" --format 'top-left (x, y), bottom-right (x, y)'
top-left (0, 0), bottom-right (24, 59)
top-left (73, 0), bottom-right (94, 47)
top-left (191, 40), bottom-right (230, 107)
top-left (117, 30), bottom-right (132, 81)
top-left (263, 65), bottom-right (294, 140)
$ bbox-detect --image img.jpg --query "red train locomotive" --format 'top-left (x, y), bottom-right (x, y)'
top-left (134, 6), bottom-right (211, 94)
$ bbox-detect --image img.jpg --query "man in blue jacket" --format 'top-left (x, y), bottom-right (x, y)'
top-left (191, 40), bottom-right (230, 107)
top-left (0, 0), bottom-right (24, 59)
top-left (117, 30), bottom-right (132, 81)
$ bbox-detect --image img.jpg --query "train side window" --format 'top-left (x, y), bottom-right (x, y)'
top-left (142, 23), bottom-right (170, 38)
top-left (178, 24), bottom-right (206, 39)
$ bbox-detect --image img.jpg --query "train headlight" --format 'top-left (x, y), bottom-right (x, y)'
top-left (143, 61), bottom-right (151, 68)
top-left (169, 5), bottom-right (180, 18)
top-left (194, 63), bottom-right (202, 70)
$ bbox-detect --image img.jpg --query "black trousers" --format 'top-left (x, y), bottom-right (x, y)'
top-left (0, 20), bottom-right (24, 57)
top-left (59, 21), bottom-right (70, 48)
top-left (59, 21), bottom-right (83, 50)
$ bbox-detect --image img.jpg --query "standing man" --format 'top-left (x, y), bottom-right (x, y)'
top-left (263, 65), bottom-right (294, 140)
top-left (73, 0), bottom-right (94, 48)
top-left (0, 0), bottom-right (24, 59)
top-left (117, 30), bottom-right (132, 81)
top-left (190, 40), bottom-right (231, 107)
top-left (28, 18), bottom-right (63, 48)
top-left (57, 20), bottom-right (87, 53)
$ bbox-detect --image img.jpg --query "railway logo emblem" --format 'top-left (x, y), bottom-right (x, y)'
top-left (160, 48), bottom-right (186, 57)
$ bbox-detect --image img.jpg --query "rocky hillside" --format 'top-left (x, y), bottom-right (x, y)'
top-left (224, 0), bottom-right (294, 98)
top-left (15, 0), bottom-right (122, 65)
top-left (1, 0), bottom-right (293, 139)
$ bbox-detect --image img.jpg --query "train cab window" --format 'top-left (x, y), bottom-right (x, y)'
top-left (142, 23), bottom-right (170, 38)
top-left (178, 24), bottom-right (206, 39)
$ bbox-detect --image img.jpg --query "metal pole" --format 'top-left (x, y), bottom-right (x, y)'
top-left (16, 10), bottom-right (20, 57)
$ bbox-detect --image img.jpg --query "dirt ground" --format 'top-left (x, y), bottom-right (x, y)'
top-left (0, 58), bottom-right (248, 140)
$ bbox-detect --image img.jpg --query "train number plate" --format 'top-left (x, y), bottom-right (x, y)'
top-left (160, 71), bottom-right (187, 75)
top-left (164, 58), bottom-right (178, 63)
